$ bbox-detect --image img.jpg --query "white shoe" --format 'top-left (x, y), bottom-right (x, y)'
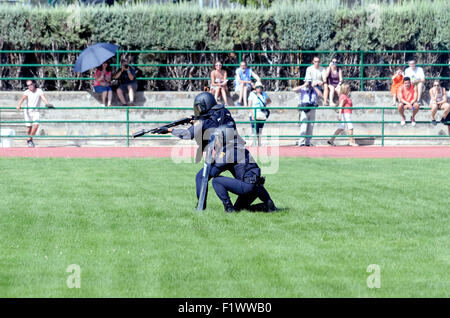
top-left (400, 118), bottom-right (406, 126)
top-left (411, 117), bottom-right (416, 127)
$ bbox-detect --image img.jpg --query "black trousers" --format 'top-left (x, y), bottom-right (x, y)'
top-left (212, 176), bottom-right (271, 210)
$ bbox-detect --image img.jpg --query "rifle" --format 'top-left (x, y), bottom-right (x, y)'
top-left (196, 133), bottom-right (216, 211)
top-left (132, 116), bottom-right (194, 138)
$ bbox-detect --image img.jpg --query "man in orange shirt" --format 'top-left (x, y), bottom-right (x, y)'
top-left (397, 77), bottom-right (420, 126)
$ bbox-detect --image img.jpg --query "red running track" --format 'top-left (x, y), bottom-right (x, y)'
top-left (0, 146), bottom-right (449, 158)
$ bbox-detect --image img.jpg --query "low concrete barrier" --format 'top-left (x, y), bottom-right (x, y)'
top-left (0, 91), bottom-right (449, 147)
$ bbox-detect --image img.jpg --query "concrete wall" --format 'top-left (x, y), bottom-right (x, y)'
top-left (1, 91), bottom-right (449, 147)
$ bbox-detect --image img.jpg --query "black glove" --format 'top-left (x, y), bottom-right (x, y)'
top-left (45, 104), bottom-right (54, 108)
top-left (156, 127), bottom-right (169, 134)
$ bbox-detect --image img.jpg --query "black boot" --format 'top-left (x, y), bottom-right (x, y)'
top-left (223, 200), bottom-right (236, 213)
top-left (266, 200), bottom-right (278, 213)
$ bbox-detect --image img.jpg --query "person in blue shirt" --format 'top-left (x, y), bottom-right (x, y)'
top-left (114, 58), bottom-right (138, 106)
top-left (292, 80), bottom-right (322, 146)
top-left (234, 61), bottom-right (261, 107)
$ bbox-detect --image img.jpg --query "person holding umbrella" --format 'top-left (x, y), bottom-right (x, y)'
top-left (94, 61), bottom-right (112, 107)
top-left (114, 58), bottom-right (138, 106)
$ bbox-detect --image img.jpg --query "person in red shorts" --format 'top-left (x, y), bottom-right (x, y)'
top-left (397, 77), bottom-right (419, 127)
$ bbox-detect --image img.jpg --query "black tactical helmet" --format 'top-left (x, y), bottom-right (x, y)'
top-left (193, 92), bottom-right (217, 116)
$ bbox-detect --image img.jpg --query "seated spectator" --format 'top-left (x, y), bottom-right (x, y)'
top-left (397, 77), bottom-right (420, 127)
top-left (429, 80), bottom-right (450, 126)
top-left (327, 83), bottom-right (356, 147)
top-left (292, 80), bottom-right (322, 147)
top-left (210, 60), bottom-right (229, 106)
top-left (114, 58), bottom-right (137, 106)
top-left (390, 68), bottom-right (404, 106)
top-left (304, 56), bottom-right (326, 105)
top-left (323, 58), bottom-right (343, 107)
top-left (234, 61), bottom-right (261, 107)
top-left (93, 61), bottom-right (112, 107)
top-left (404, 59), bottom-right (425, 104)
top-left (248, 81), bottom-right (271, 147)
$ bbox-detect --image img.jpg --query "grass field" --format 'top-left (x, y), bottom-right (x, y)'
top-left (0, 157), bottom-right (449, 298)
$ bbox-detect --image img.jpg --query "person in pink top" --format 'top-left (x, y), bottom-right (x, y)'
top-left (94, 61), bottom-right (112, 107)
top-left (327, 83), bottom-right (356, 146)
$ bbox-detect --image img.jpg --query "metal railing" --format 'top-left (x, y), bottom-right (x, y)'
top-left (0, 106), bottom-right (448, 147)
top-left (1, 50), bottom-right (450, 90)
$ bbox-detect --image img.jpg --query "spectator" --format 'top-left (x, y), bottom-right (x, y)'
top-left (292, 80), bottom-right (322, 147)
top-left (404, 59), bottom-right (425, 104)
top-left (16, 80), bottom-right (53, 148)
top-left (210, 60), bottom-right (229, 106)
top-left (234, 61), bottom-right (261, 107)
top-left (397, 77), bottom-right (420, 127)
top-left (429, 80), bottom-right (450, 126)
top-left (114, 58), bottom-right (137, 106)
top-left (94, 61), bottom-right (112, 107)
top-left (390, 67), bottom-right (404, 106)
top-left (304, 56), bottom-right (326, 105)
top-left (327, 83), bottom-right (356, 146)
top-left (248, 81), bottom-right (271, 147)
top-left (323, 58), bottom-right (343, 107)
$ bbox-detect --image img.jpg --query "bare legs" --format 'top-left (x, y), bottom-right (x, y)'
top-left (417, 82), bottom-right (424, 103)
top-left (26, 124), bottom-right (39, 143)
top-left (323, 84), bottom-right (339, 106)
top-left (116, 85), bottom-right (135, 106)
top-left (215, 86), bottom-right (229, 106)
top-left (101, 90), bottom-right (113, 107)
top-left (238, 84), bottom-right (250, 106)
top-left (328, 128), bottom-right (354, 145)
top-left (431, 103), bottom-right (450, 120)
top-left (398, 103), bottom-right (420, 122)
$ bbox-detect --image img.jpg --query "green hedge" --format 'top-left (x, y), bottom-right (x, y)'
top-left (0, 1), bottom-right (449, 91)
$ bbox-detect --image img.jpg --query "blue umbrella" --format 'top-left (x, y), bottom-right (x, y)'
top-left (73, 43), bottom-right (119, 73)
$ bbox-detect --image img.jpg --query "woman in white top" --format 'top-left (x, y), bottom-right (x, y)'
top-left (248, 81), bottom-right (271, 146)
top-left (429, 80), bottom-right (450, 125)
top-left (210, 60), bottom-right (229, 106)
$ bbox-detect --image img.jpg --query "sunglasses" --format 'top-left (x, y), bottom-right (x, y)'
top-left (215, 64), bottom-right (222, 67)
top-left (256, 86), bottom-right (263, 89)
top-left (434, 84), bottom-right (440, 86)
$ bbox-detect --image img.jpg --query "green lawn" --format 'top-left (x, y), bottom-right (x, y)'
top-left (0, 157), bottom-right (449, 297)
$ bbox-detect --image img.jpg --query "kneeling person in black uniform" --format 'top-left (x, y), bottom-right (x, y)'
top-left (165, 91), bottom-right (277, 212)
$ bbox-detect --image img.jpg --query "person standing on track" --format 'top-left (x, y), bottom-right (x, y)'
top-left (327, 83), bottom-right (357, 147)
top-left (16, 80), bottom-right (53, 148)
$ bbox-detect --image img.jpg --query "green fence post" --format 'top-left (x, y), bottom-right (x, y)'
top-left (126, 107), bottom-right (130, 147)
top-left (360, 51), bottom-right (364, 91)
top-left (381, 107), bottom-right (385, 147)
